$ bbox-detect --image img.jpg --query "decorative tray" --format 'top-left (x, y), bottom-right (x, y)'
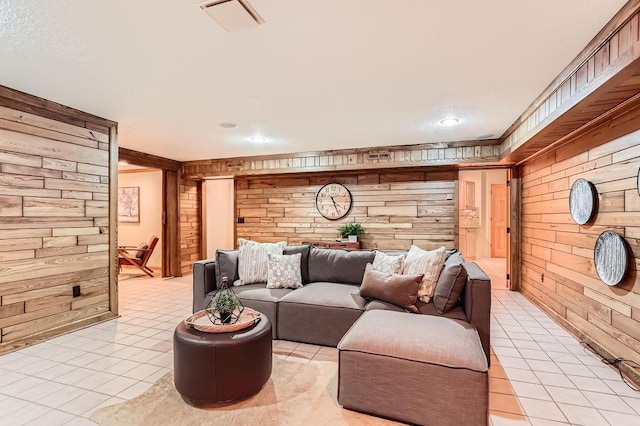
top-left (184, 308), bottom-right (261, 333)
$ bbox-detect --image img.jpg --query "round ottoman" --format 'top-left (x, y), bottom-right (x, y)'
top-left (173, 315), bottom-right (272, 404)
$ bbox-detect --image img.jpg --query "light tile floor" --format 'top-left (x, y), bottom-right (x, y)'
top-left (477, 258), bottom-right (640, 426)
top-left (0, 267), bottom-right (638, 425)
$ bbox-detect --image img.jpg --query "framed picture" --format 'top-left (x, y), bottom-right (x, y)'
top-left (118, 186), bottom-right (140, 223)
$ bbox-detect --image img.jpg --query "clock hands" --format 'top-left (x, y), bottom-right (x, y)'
top-left (330, 196), bottom-right (341, 214)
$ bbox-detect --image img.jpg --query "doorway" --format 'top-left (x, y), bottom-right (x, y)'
top-left (202, 178), bottom-right (235, 258)
top-left (117, 164), bottom-right (163, 277)
top-left (458, 169), bottom-right (509, 289)
top-left (118, 147), bottom-right (182, 278)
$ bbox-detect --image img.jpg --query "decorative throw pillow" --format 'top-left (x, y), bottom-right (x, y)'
top-left (403, 245), bottom-right (447, 303)
top-left (360, 264), bottom-right (422, 312)
top-left (237, 238), bottom-right (286, 285)
top-left (135, 243), bottom-right (148, 259)
top-left (215, 249), bottom-right (239, 285)
top-left (433, 252), bottom-right (467, 314)
top-left (266, 253), bottom-right (303, 289)
top-left (372, 251), bottom-right (405, 275)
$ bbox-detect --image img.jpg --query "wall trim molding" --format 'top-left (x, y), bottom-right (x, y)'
top-left (182, 140), bottom-right (501, 179)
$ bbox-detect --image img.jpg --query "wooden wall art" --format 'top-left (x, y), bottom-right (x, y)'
top-left (569, 178), bottom-right (597, 225)
top-left (594, 231), bottom-right (627, 286)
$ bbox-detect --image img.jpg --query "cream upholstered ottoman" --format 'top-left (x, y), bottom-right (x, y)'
top-left (337, 310), bottom-right (488, 426)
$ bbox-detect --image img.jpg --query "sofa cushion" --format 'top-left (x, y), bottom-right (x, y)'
top-left (360, 264), bottom-right (421, 312)
top-left (338, 310), bottom-right (488, 373)
top-left (433, 252), bottom-right (468, 314)
top-left (364, 299), bottom-right (468, 322)
top-left (232, 283), bottom-right (293, 303)
top-left (372, 251), bottom-right (405, 274)
top-left (135, 242), bottom-right (148, 259)
top-left (283, 244), bottom-right (311, 284)
top-left (237, 239), bottom-right (286, 285)
top-left (308, 248), bottom-right (375, 285)
top-left (266, 253), bottom-right (303, 289)
top-left (215, 249), bottom-right (239, 286)
top-left (403, 245), bottom-right (447, 303)
top-left (230, 284), bottom-right (291, 339)
top-left (279, 282), bottom-right (367, 310)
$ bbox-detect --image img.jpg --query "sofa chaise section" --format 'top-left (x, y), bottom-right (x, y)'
top-left (338, 310), bottom-right (489, 425)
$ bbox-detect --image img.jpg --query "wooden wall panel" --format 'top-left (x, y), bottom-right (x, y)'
top-left (520, 125), bottom-right (640, 378)
top-left (180, 178), bottom-right (201, 274)
top-left (182, 142), bottom-right (499, 179)
top-left (0, 87), bottom-right (116, 353)
top-left (235, 171), bottom-right (458, 251)
top-left (500, 3), bottom-right (640, 163)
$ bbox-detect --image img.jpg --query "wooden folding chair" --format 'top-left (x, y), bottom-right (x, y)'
top-left (118, 235), bottom-right (159, 277)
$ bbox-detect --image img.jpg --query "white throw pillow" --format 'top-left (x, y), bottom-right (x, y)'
top-left (266, 253), bottom-right (303, 289)
top-left (403, 245), bottom-right (447, 303)
top-left (372, 251), bottom-right (405, 275)
top-left (237, 238), bottom-right (286, 285)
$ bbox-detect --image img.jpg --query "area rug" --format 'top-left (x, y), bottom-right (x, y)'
top-left (91, 357), bottom-right (399, 425)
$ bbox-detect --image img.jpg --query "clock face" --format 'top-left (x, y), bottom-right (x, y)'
top-left (315, 183), bottom-right (353, 220)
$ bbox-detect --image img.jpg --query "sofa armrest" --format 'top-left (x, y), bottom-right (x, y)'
top-left (192, 259), bottom-right (217, 313)
top-left (463, 262), bottom-right (491, 365)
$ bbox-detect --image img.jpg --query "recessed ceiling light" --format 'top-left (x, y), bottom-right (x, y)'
top-left (219, 122), bottom-right (238, 128)
top-left (250, 136), bottom-right (267, 143)
top-left (439, 117), bottom-right (460, 126)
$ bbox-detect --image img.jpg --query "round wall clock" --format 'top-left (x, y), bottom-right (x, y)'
top-left (569, 178), bottom-right (597, 225)
top-left (594, 230), bottom-right (627, 286)
top-left (315, 183), bottom-right (352, 220)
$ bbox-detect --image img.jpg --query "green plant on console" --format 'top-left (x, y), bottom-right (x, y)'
top-left (338, 222), bottom-right (364, 238)
top-left (212, 291), bottom-right (239, 323)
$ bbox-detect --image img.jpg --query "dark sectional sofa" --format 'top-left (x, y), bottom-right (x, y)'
top-left (192, 244), bottom-right (491, 425)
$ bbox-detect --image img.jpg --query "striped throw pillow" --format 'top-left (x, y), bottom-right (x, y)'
top-left (237, 238), bottom-right (286, 285)
top-left (402, 245), bottom-right (447, 303)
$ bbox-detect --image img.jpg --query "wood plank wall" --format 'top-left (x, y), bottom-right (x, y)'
top-left (0, 99), bottom-right (116, 352)
top-left (235, 169), bottom-right (458, 251)
top-left (520, 124), bottom-right (640, 371)
top-left (180, 179), bottom-right (201, 274)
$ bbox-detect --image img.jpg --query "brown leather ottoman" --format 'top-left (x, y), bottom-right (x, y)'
top-left (173, 315), bottom-right (272, 404)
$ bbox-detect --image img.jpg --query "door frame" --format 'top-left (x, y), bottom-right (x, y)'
top-left (118, 148), bottom-right (182, 278)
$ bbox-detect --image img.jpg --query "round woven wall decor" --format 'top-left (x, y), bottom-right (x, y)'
top-left (569, 178), bottom-right (596, 225)
top-left (594, 231), bottom-right (627, 286)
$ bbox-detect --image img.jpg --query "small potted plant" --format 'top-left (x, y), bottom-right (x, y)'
top-left (212, 291), bottom-right (239, 324)
top-left (338, 222), bottom-right (364, 242)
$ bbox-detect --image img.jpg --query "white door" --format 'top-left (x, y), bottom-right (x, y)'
top-left (203, 179), bottom-right (235, 258)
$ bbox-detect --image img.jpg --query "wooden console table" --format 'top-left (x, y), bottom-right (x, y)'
top-left (302, 240), bottom-right (362, 250)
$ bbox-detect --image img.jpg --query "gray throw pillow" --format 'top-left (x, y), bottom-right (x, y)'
top-left (215, 249), bottom-right (239, 287)
top-left (360, 264), bottom-right (422, 312)
top-left (283, 244), bottom-right (311, 284)
top-left (308, 247), bottom-right (376, 284)
top-left (432, 252), bottom-right (468, 314)
top-left (135, 243), bottom-right (148, 259)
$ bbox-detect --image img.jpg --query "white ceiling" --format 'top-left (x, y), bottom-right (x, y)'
top-left (0, 0), bottom-right (627, 161)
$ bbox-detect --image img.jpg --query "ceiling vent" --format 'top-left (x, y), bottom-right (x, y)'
top-left (198, 0), bottom-right (264, 32)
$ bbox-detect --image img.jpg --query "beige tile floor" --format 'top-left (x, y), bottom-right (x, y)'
top-left (0, 266), bottom-right (638, 425)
